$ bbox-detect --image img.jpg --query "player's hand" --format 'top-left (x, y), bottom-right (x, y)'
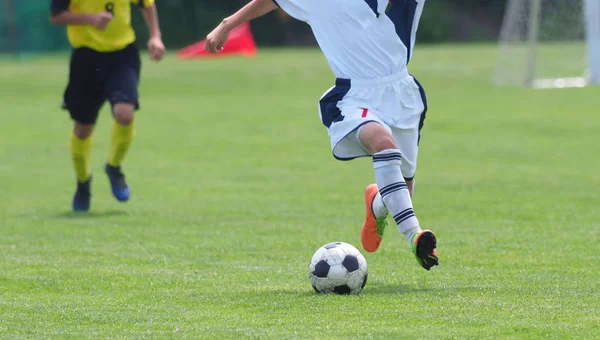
top-left (205, 22), bottom-right (231, 53)
top-left (148, 37), bottom-right (166, 62)
top-left (91, 12), bottom-right (113, 31)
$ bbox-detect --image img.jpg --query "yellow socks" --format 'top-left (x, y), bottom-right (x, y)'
top-left (108, 120), bottom-right (135, 167)
top-left (69, 131), bottom-right (92, 182)
top-left (69, 120), bottom-right (134, 182)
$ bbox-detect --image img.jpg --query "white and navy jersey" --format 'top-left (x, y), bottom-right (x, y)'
top-left (273, 0), bottom-right (425, 80)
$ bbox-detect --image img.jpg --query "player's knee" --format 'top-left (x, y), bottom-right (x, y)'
top-left (113, 103), bottom-right (135, 125)
top-left (359, 122), bottom-right (398, 153)
top-left (368, 135), bottom-right (397, 153)
top-left (73, 123), bottom-right (94, 139)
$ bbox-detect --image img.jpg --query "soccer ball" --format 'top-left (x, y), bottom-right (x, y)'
top-left (309, 241), bottom-right (368, 295)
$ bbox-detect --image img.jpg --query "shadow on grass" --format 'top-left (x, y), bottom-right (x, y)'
top-left (245, 283), bottom-right (425, 298)
top-left (365, 282), bottom-right (484, 296)
top-left (52, 210), bottom-right (129, 219)
top-left (364, 283), bottom-right (429, 295)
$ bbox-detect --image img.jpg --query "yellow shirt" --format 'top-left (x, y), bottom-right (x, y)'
top-left (53, 0), bottom-right (154, 52)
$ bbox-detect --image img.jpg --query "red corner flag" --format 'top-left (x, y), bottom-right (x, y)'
top-left (177, 22), bottom-right (257, 60)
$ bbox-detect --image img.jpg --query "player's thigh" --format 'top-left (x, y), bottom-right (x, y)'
top-left (358, 121), bottom-right (398, 153)
top-left (63, 48), bottom-right (106, 124)
top-left (106, 66), bottom-right (140, 109)
top-left (64, 83), bottom-right (105, 125)
top-left (392, 125), bottom-right (420, 180)
top-left (319, 84), bottom-right (396, 160)
top-left (106, 44), bottom-right (141, 111)
top-left (390, 77), bottom-right (428, 179)
top-left (326, 107), bottom-right (393, 160)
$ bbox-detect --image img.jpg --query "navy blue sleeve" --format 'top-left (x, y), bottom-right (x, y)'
top-left (50, 0), bottom-right (70, 16)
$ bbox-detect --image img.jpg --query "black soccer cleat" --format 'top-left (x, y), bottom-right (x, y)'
top-left (72, 176), bottom-right (92, 212)
top-left (411, 230), bottom-right (439, 271)
top-left (105, 163), bottom-right (130, 202)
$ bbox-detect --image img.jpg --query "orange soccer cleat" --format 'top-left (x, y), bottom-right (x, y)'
top-left (361, 184), bottom-right (388, 253)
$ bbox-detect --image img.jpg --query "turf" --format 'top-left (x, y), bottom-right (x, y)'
top-left (1, 44), bottom-right (599, 339)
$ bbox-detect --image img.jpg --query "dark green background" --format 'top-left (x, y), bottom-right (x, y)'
top-left (1, 0), bottom-right (511, 54)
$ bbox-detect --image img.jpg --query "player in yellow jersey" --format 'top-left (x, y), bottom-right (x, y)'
top-left (50, 0), bottom-right (165, 211)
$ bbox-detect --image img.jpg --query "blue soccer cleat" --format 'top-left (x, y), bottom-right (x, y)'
top-left (105, 163), bottom-right (130, 202)
top-left (72, 176), bottom-right (92, 212)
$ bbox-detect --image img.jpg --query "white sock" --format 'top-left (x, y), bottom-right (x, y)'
top-left (371, 192), bottom-right (388, 219)
top-left (373, 149), bottom-right (422, 244)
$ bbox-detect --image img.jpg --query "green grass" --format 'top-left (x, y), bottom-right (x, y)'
top-left (1, 44), bottom-right (599, 339)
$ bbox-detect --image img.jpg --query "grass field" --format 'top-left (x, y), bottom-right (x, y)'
top-left (1, 44), bottom-right (599, 339)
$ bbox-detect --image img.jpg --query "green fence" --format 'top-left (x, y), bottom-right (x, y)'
top-left (0, 0), bottom-right (508, 55)
top-left (0, 1), bottom-right (70, 54)
top-left (0, 1), bottom-right (285, 55)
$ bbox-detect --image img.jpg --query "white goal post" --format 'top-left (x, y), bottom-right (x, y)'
top-left (584, 0), bottom-right (600, 85)
top-left (495, 0), bottom-right (600, 88)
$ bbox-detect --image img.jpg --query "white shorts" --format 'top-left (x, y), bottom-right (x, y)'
top-left (317, 71), bottom-right (427, 180)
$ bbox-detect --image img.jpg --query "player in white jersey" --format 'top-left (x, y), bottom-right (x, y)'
top-left (206, 0), bottom-right (438, 271)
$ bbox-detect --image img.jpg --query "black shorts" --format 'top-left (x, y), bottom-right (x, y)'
top-left (62, 43), bottom-right (141, 124)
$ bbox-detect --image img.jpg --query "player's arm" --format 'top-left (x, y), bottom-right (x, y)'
top-left (49, 0), bottom-right (113, 30)
top-left (139, 3), bottom-right (166, 61)
top-left (206, 0), bottom-right (278, 53)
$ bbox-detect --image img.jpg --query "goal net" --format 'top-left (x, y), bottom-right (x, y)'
top-left (495, 0), bottom-right (600, 88)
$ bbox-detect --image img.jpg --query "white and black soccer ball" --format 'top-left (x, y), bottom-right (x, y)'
top-left (309, 241), bottom-right (368, 295)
